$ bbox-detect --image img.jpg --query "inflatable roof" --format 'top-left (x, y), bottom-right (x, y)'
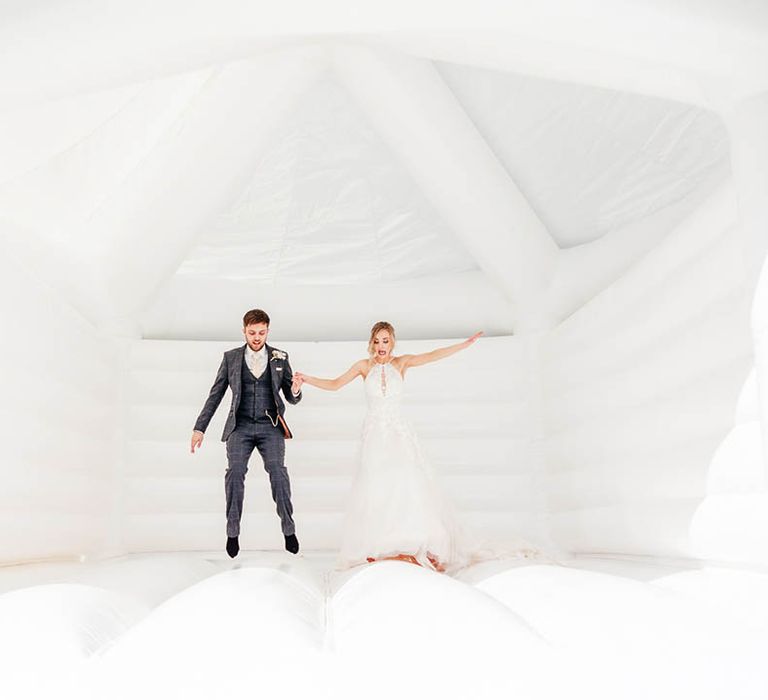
top-left (2, 0), bottom-right (766, 339)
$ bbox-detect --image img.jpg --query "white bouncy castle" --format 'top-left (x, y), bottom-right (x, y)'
top-left (1, 2), bottom-right (768, 698)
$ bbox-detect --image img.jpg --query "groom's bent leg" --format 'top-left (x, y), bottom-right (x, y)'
top-left (224, 425), bottom-right (256, 538)
top-left (254, 425), bottom-right (295, 537)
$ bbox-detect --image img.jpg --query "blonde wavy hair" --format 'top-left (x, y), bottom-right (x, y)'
top-left (367, 321), bottom-right (396, 363)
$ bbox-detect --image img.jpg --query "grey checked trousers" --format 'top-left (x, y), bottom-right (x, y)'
top-left (224, 418), bottom-right (295, 538)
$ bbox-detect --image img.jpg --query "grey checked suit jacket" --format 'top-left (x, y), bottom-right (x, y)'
top-left (193, 343), bottom-right (302, 441)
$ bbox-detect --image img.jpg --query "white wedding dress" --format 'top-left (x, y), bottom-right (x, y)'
top-left (336, 359), bottom-right (541, 573)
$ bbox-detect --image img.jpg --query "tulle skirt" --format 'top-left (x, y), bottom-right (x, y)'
top-left (335, 407), bottom-right (542, 574)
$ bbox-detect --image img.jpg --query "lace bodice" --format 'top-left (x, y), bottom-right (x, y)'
top-left (361, 359), bottom-right (409, 438)
top-left (364, 360), bottom-right (404, 402)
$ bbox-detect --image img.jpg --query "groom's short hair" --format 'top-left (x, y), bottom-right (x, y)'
top-left (243, 309), bottom-right (270, 327)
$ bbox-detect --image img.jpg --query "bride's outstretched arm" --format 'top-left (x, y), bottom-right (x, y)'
top-left (294, 359), bottom-right (367, 392)
top-left (401, 332), bottom-right (483, 370)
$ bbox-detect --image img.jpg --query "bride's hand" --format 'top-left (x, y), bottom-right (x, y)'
top-left (292, 372), bottom-right (306, 392)
top-left (465, 331), bottom-right (483, 346)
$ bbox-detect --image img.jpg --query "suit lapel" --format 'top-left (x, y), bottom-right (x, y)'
top-left (265, 343), bottom-right (280, 392)
top-left (232, 344), bottom-right (246, 401)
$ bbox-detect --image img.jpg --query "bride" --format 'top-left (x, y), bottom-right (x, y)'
top-left (294, 321), bottom-right (539, 574)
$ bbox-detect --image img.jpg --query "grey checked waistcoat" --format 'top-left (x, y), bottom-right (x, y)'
top-left (236, 355), bottom-right (278, 423)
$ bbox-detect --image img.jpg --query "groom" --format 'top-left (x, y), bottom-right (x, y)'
top-left (190, 309), bottom-right (304, 558)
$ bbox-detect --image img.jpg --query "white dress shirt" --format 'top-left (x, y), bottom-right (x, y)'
top-left (245, 344), bottom-right (268, 378)
top-left (245, 344), bottom-right (301, 397)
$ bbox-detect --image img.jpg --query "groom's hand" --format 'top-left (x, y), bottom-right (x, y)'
top-left (291, 373), bottom-right (305, 396)
top-left (190, 430), bottom-right (204, 453)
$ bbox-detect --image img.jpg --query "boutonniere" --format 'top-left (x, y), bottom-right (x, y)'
top-left (270, 349), bottom-right (287, 361)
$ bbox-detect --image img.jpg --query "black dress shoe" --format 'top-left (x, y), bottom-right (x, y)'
top-left (284, 533), bottom-right (299, 554)
top-left (226, 536), bottom-right (240, 558)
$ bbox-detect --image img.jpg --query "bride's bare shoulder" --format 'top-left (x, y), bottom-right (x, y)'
top-left (391, 355), bottom-right (409, 377)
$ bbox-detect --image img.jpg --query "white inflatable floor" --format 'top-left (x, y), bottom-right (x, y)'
top-left (2, 551), bottom-right (767, 700)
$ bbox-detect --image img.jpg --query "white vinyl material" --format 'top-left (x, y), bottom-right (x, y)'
top-left (0, 249), bottom-right (119, 563)
top-left (435, 62), bottom-right (729, 248)
top-left (1, 553), bottom-right (767, 700)
top-left (541, 175), bottom-right (757, 559)
top-left (0, 13), bottom-right (740, 337)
